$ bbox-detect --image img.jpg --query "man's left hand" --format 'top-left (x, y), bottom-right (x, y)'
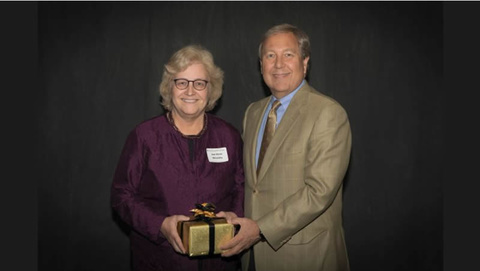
top-left (219, 217), bottom-right (262, 257)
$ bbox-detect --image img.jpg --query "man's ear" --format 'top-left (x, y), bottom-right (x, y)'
top-left (303, 57), bottom-right (310, 76)
top-left (260, 61), bottom-right (263, 74)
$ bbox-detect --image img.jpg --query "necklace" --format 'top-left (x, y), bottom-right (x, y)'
top-left (166, 111), bottom-right (208, 139)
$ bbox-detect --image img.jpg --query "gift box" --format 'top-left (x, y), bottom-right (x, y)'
top-left (177, 217), bottom-right (234, 257)
top-left (177, 203), bottom-right (234, 257)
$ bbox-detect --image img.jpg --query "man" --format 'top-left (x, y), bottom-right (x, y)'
top-left (219, 24), bottom-right (352, 271)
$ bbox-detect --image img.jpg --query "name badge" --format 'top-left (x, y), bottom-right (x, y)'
top-left (206, 147), bottom-right (229, 163)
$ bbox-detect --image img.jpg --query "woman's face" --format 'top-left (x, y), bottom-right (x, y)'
top-left (171, 63), bottom-right (209, 120)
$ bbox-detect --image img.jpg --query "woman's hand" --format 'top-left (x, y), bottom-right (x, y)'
top-left (160, 215), bottom-right (190, 254)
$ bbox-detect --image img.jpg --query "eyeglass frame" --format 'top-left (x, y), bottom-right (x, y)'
top-left (173, 78), bottom-right (209, 91)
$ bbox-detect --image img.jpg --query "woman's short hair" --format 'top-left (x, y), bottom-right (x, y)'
top-left (258, 23), bottom-right (311, 61)
top-left (159, 44), bottom-right (224, 112)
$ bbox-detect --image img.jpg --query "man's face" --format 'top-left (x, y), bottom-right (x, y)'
top-left (260, 32), bottom-right (309, 98)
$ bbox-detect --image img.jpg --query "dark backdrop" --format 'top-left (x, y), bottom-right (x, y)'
top-left (38, 2), bottom-right (443, 271)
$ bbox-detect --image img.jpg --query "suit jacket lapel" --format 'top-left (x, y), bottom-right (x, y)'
top-left (257, 84), bottom-right (310, 181)
top-left (246, 98), bottom-right (270, 184)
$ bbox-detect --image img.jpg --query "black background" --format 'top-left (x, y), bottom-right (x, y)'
top-left (38, 2), bottom-right (442, 270)
top-left (4, 1), bottom-right (469, 270)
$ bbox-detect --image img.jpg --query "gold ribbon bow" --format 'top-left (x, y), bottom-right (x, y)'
top-left (190, 202), bottom-right (216, 219)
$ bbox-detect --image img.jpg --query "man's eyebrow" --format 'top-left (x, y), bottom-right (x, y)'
top-left (265, 48), bottom-right (296, 52)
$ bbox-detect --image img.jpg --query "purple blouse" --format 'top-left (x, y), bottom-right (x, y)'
top-left (111, 113), bottom-right (244, 271)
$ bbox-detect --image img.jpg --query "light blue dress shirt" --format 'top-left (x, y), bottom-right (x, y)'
top-left (255, 79), bottom-right (306, 167)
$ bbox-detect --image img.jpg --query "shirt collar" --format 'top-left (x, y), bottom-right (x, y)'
top-left (271, 79), bottom-right (305, 107)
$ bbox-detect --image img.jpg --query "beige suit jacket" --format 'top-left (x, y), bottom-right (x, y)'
top-left (241, 83), bottom-right (352, 271)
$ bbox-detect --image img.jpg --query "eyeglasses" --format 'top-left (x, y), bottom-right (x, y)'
top-left (173, 78), bottom-right (209, 90)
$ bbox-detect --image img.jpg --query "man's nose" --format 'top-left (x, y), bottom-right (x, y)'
top-left (274, 56), bottom-right (284, 68)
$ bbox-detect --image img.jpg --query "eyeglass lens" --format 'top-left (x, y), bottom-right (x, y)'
top-left (174, 79), bottom-right (208, 90)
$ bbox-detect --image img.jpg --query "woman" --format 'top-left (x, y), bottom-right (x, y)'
top-left (111, 45), bottom-right (244, 271)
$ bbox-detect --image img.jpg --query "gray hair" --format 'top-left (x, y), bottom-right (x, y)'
top-left (258, 23), bottom-right (311, 61)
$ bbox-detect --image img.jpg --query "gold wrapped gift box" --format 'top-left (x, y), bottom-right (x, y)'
top-left (177, 218), bottom-right (234, 257)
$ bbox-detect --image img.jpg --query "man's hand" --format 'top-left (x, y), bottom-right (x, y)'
top-left (160, 215), bottom-right (190, 254)
top-left (216, 211), bottom-right (238, 223)
top-left (219, 217), bottom-right (262, 257)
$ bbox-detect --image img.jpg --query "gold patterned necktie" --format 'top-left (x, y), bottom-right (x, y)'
top-left (257, 100), bottom-right (281, 175)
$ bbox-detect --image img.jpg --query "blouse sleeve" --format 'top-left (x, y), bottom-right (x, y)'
top-left (110, 128), bottom-right (166, 244)
top-left (231, 132), bottom-right (245, 217)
